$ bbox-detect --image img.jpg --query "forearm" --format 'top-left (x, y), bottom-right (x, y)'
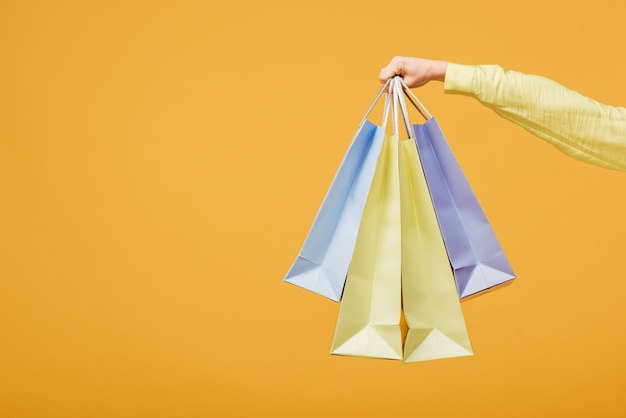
top-left (444, 63), bottom-right (626, 171)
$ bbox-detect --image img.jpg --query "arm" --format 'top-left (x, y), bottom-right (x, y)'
top-left (380, 57), bottom-right (626, 171)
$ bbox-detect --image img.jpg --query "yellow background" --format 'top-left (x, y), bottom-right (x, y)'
top-left (1, 0), bottom-right (625, 416)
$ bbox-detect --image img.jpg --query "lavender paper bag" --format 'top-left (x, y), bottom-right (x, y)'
top-left (413, 118), bottom-right (515, 299)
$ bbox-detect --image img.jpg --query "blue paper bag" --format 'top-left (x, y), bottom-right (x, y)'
top-left (284, 84), bottom-right (390, 301)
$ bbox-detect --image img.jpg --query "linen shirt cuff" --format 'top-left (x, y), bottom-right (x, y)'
top-left (443, 63), bottom-right (477, 96)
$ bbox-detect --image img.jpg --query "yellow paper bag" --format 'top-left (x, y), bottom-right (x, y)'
top-left (398, 139), bottom-right (473, 363)
top-left (330, 135), bottom-right (403, 360)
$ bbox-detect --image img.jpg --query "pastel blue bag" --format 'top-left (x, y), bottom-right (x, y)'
top-left (401, 82), bottom-right (515, 298)
top-left (284, 81), bottom-right (391, 301)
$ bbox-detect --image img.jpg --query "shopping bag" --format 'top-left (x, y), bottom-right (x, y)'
top-left (330, 132), bottom-right (403, 360)
top-left (401, 81), bottom-right (515, 299)
top-left (284, 82), bottom-right (391, 301)
top-left (390, 77), bottom-right (473, 362)
top-left (399, 130), bottom-right (473, 362)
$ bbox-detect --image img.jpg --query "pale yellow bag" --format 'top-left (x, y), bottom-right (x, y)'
top-left (330, 133), bottom-right (404, 360)
top-left (395, 77), bottom-right (472, 362)
top-left (399, 138), bottom-right (473, 362)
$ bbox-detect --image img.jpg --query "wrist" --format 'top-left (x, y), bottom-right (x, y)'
top-left (431, 60), bottom-right (448, 82)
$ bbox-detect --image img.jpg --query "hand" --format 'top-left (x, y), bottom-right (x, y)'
top-left (379, 56), bottom-right (448, 88)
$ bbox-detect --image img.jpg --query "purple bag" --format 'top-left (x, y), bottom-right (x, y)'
top-left (412, 117), bottom-right (515, 298)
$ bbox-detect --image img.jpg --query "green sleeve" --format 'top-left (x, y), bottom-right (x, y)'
top-left (443, 63), bottom-right (626, 171)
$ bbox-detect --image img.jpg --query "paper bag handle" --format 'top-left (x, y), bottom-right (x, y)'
top-left (366, 77), bottom-right (399, 136)
top-left (392, 76), bottom-right (434, 139)
top-left (398, 77), bottom-right (433, 120)
top-left (359, 77), bottom-right (432, 137)
top-left (381, 78), bottom-right (400, 136)
top-left (360, 78), bottom-right (393, 128)
top-left (382, 82), bottom-right (392, 129)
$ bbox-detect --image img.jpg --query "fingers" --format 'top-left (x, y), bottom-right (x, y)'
top-left (379, 56), bottom-right (405, 84)
top-left (378, 56), bottom-right (447, 88)
top-left (379, 67), bottom-right (398, 84)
